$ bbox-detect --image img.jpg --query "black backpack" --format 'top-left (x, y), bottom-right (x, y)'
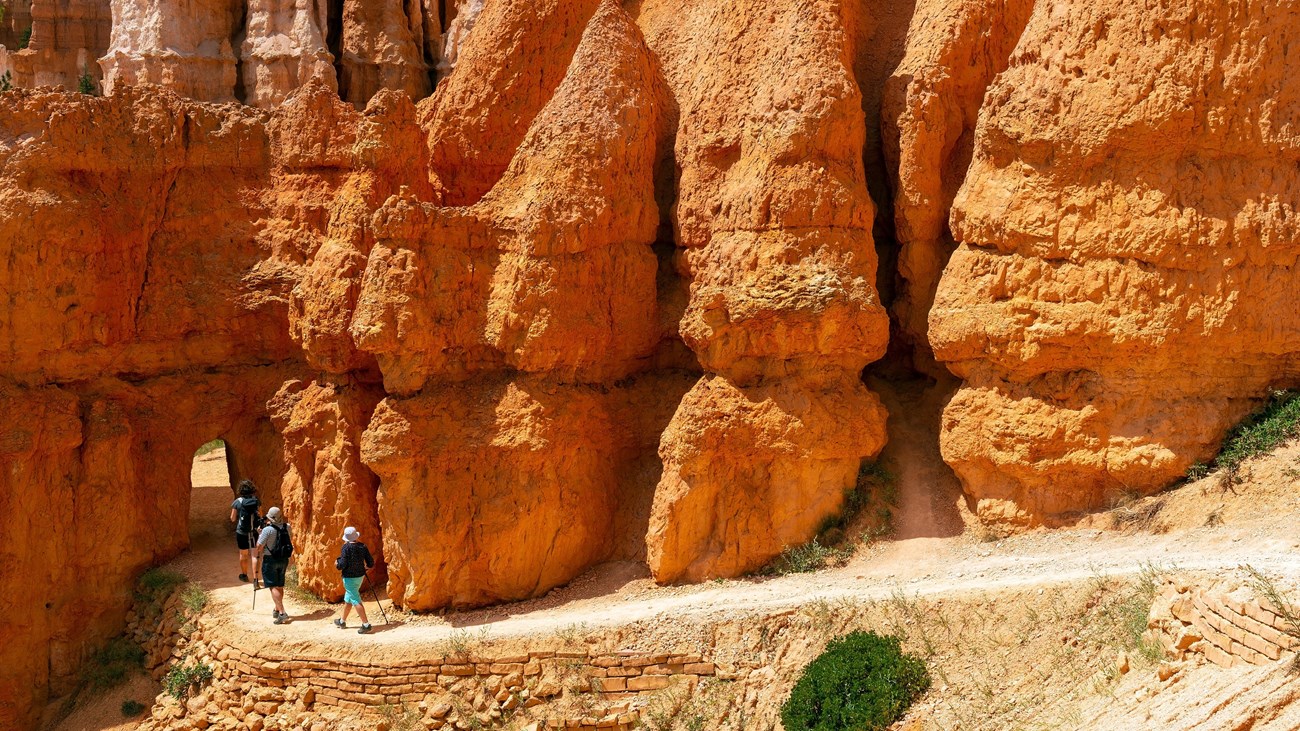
top-left (267, 523), bottom-right (294, 560)
top-left (235, 497), bottom-right (261, 534)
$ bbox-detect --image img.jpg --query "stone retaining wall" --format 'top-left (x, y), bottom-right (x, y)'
top-left (1148, 578), bottom-right (1299, 669)
top-left (212, 641), bottom-right (716, 729)
top-left (132, 593), bottom-right (725, 731)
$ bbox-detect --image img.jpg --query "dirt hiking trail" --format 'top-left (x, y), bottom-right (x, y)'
top-left (176, 379), bottom-right (1300, 658)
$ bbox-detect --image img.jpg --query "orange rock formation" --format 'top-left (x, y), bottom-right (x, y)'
top-left (923, 1), bottom-right (1300, 525)
top-left (638, 0), bottom-right (890, 582)
top-left (10, 0), bottom-right (1300, 726)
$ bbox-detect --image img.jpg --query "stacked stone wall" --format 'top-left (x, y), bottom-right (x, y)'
top-left (1148, 579), bottom-right (1299, 669)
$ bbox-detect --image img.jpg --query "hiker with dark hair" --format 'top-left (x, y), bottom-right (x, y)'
top-left (333, 526), bottom-right (375, 634)
top-left (255, 506), bottom-right (294, 624)
top-left (229, 480), bottom-right (261, 583)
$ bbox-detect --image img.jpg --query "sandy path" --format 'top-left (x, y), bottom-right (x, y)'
top-left (177, 483), bottom-right (1300, 660)
top-left (169, 380), bottom-right (1300, 660)
top-left (190, 446), bottom-right (230, 489)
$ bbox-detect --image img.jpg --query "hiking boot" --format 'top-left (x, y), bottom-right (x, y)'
top-left (273, 613), bottom-right (289, 625)
top-left (333, 618), bottom-right (345, 629)
top-left (238, 573), bottom-right (248, 583)
top-left (358, 623), bottom-right (372, 634)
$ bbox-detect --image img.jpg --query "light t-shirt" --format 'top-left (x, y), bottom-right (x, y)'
top-left (257, 523), bottom-right (288, 554)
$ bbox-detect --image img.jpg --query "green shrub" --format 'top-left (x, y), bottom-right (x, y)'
top-left (83, 638), bottom-right (145, 690)
top-left (1216, 390), bottom-right (1300, 471)
top-left (139, 568), bottom-right (187, 596)
top-left (181, 583), bottom-right (209, 614)
top-left (0, 71), bottom-right (11, 93)
top-left (77, 72), bottom-right (95, 95)
top-left (767, 539), bottom-right (845, 576)
top-left (781, 631), bottom-right (930, 731)
top-left (195, 438), bottom-right (224, 456)
top-left (121, 699), bottom-right (146, 717)
top-left (18, 25), bottom-right (30, 49)
top-left (163, 661), bottom-right (213, 700)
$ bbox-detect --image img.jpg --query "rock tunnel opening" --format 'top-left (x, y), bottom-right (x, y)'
top-left (188, 438), bottom-right (235, 552)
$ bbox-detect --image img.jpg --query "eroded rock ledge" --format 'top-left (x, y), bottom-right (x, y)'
top-left (1, 2), bottom-right (891, 726)
top-left (7, 0), bottom-right (1300, 727)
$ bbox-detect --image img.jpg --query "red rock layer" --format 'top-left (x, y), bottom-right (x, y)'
top-left (883, 0), bottom-right (1033, 370)
top-left (928, 0), bottom-right (1300, 525)
top-left (0, 85), bottom-right (366, 727)
top-left (353, 0), bottom-right (673, 610)
top-left (336, 0), bottom-right (433, 107)
top-left (418, 0), bottom-right (603, 206)
top-left (636, 0), bottom-right (891, 582)
top-left (270, 376), bottom-right (385, 602)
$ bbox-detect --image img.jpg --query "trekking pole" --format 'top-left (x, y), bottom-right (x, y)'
top-left (362, 574), bottom-right (389, 625)
top-left (250, 528), bottom-right (259, 611)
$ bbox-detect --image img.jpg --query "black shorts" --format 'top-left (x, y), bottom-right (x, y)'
top-left (236, 532), bottom-right (252, 550)
top-left (262, 558), bottom-right (288, 588)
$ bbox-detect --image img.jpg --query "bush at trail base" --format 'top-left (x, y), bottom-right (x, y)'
top-left (781, 630), bottom-right (930, 731)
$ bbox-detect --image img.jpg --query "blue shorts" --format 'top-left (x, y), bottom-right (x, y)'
top-left (343, 576), bottom-right (364, 606)
top-left (261, 558), bottom-right (288, 588)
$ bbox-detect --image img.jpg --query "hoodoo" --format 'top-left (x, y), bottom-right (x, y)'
top-left (4, 0), bottom-right (1300, 728)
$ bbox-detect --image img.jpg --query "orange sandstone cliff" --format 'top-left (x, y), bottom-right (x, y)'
top-left (4, 0), bottom-right (1300, 727)
top-left (920, 0), bottom-right (1300, 525)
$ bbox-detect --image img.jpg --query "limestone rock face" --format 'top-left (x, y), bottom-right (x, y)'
top-left (354, 0), bottom-right (664, 396)
top-left (637, 0), bottom-right (891, 582)
top-left (648, 376), bottom-right (888, 582)
top-left (0, 85), bottom-right (369, 728)
top-left (0, 0), bottom-right (33, 49)
top-left (99, 0), bottom-right (242, 101)
top-left (288, 88), bottom-right (434, 376)
top-left (883, 0), bottom-right (1032, 369)
top-left (435, 0), bottom-right (481, 77)
top-left (22, 0), bottom-right (1300, 723)
top-left (3, 0), bottom-right (110, 89)
top-left (418, 0), bottom-right (603, 207)
top-left (239, 0), bottom-right (335, 108)
top-left (270, 376), bottom-right (385, 602)
top-left (337, 0), bottom-right (432, 107)
top-left (929, 0), bottom-right (1300, 525)
top-left (351, 0), bottom-right (671, 609)
top-left (361, 379), bottom-right (619, 609)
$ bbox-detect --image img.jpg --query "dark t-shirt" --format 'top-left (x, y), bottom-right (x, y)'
top-left (338, 541), bottom-right (374, 578)
top-left (231, 496), bottom-right (260, 534)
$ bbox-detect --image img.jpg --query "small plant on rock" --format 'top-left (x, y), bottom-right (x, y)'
top-left (163, 661), bottom-right (213, 700)
top-left (120, 699), bottom-right (146, 717)
top-left (1243, 564), bottom-right (1300, 672)
top-left (0, 71), bottom-right (11, 92)
top-left (18, 24), bottom-right (31, 49)
top-left (1210, 390), bottom-right (1300, 485)
top-left (77, 71), bottom-right (95, 95)
top-left (83, 637), bottom-right (145, 690)
top-left (180, 583), bottom-right (208, 614)
top-left (781, 631), bottom-right (930, 731)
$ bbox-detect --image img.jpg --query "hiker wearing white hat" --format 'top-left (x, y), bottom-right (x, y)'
top-left (334, 526), bottom-right (375, 634)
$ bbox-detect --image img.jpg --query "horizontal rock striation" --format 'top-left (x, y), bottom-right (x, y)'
top-left (0, 85), bottom-right (357, 727)
top-left (15, 0), bottom-right (1300, 725)
top-left (637, 0), bottom-right (891, 582)
top-left (928, 0), bottom-right (1300, 525)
